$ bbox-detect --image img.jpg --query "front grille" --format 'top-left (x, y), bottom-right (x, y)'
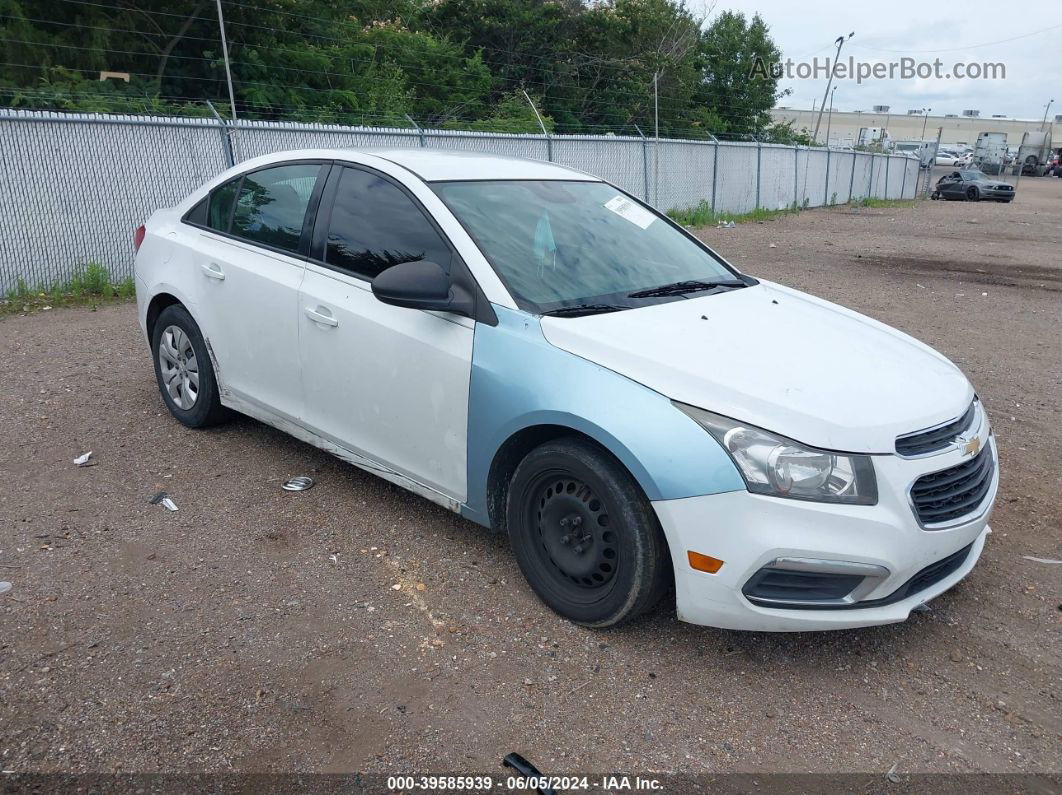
top-left (910, 446), bottom-right (994, 525)
top-left (896, 402), bottom-right (976, 457)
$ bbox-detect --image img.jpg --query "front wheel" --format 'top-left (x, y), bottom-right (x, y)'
top-left (965, 186), bottom-right (980, 201)
top-left (506, 438), bottom-right (670, 627)
top-left (151, 304), bottom-right (230, 428)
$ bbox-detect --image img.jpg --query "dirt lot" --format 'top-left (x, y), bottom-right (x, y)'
top-left (1, 174), bottom-right (1059, 781)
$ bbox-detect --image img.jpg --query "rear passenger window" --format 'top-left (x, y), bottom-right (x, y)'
top-left (208, 179), bottom-right (239, 231)
top-left (231, 164), bottom-right (322, 253)
top-left (324, 167), bottom-right (452, 279)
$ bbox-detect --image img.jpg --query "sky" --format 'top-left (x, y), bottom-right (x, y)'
top-left (697, 0), bottom-right (1059, 121)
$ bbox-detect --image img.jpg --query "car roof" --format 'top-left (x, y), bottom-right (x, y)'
top-left (242, 147), bottom-right (600, 183)
top-left (367, 148), bottom-right (599, 182)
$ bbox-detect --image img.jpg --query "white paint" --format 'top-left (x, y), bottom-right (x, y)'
top-left (542, 279), bottom-right (973, 453)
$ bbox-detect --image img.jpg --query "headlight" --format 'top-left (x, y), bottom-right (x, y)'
top-left (675, 403), bottom-right (878, 505)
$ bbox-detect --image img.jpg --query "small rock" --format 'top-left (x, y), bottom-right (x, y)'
top-left (391, 583), bottom-right (402, 591)
top-left (950, 649), bottom-right (963, 663)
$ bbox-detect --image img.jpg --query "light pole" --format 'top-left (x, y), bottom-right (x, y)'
top-left (920, 108), bottom-right (932, 141)
top-left (825, 86), bottom-right (837, 147)
top-left (813, 32), bottom-right (854, 143)
top-left (1041, 98), bottom-right (1055, 131)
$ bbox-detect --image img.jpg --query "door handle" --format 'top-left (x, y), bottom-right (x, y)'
top-left (200, 262), bottom-right (225, 280)
top-left (304, 306), bottom-right (339, 327)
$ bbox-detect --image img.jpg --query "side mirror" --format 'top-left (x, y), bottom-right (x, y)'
top-left (371, 260), bottom-right (474, 317)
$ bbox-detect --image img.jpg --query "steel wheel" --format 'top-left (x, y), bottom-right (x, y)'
top-left (531, 474), bottom-right (618, 594)
top-left (157, 324), bottom-right (200, 410)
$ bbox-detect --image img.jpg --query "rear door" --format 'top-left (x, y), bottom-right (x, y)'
top-left (186, 161), bottom-right (327, 421)
top-left (297, 164), bottom-right (474, 501)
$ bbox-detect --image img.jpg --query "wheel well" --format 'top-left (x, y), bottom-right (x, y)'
top-left (486, 424), bottom-right (647, 535)
top-left (146, 292), bottom-right (181, 339)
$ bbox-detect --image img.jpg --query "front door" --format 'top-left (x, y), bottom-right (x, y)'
top-left (297, 165), bottom-right (474, 501)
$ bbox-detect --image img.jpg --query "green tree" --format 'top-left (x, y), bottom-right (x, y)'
top-left (695, 11), bottom-right (786, 136)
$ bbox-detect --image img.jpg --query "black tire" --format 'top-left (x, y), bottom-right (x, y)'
top-left (506, 438), bottom-right (669, 627)
top-left (965, 186), bottom-right (980, 201)
top-left (151, 304), bottom-right (230, 428)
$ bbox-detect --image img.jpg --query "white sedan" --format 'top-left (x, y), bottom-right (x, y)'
top-left (134, 149), bottom-right (997, 631)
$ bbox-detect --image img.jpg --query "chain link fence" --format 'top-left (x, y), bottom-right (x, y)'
top-left (0, 109), bottom-right (921, 293)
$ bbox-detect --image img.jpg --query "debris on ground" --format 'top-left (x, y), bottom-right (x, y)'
top-left (73, 452), bottom-right (93, 467)
top-left (282, 476), bottom-right (315, 492)
top-left (1022, 556), bottom-right (1062, 564)
top-left (885, 762), bottom-right (901, 783)
top-left (502, 752), bottom-right (556, 795)
top-left (149, 492), bottom-right (178, 512)
top-left (0, 582), bottom-right (12, 595)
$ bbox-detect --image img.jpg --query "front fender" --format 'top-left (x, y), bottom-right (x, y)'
top-left (464, 306), bottom-right (743, 525)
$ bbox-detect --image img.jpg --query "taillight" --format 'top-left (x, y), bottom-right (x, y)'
top-left (134, 224), bottom-right (146, 253)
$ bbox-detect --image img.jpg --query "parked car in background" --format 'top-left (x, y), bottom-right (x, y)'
top-left (935, 151), bottom-right (963, 166)
top-left (932, 170), bottom-right (1015, 202)
top-left (133, 149), bottom-right (997, 632)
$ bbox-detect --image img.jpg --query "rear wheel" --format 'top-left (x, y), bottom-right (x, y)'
top-left (506, 438), bottom-right (669, 627)
top-left (151, 304), bottom-right (230, 428)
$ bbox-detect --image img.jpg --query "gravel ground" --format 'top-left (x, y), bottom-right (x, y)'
top-left (1, 174), bottom-right (1059, 779)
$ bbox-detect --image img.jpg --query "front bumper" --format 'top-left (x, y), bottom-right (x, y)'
top-left (653, 436), bottom-right (997, 631)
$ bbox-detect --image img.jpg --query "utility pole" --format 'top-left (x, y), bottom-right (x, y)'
top-left (878, 106), bottom-right (891, 151)
top-left (214, 0), bottom-right (237, 119)
top-left (1041, 98), bottom-right (1055, 131)
top-left (813, 32), bottom-right (853, 143)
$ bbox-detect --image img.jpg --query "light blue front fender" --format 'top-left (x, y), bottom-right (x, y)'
top-left (462, 306), bottom-right (744, 526)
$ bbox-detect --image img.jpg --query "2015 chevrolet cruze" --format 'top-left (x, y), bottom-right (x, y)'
top-left (133, 149), bottom-right (998, 631)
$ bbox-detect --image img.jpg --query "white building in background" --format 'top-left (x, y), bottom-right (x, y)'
top-left (771, 107), bottom-right (1056, 149)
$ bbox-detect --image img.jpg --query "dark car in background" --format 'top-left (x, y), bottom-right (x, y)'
top-left (932, 170), bottom-right (1015, 203)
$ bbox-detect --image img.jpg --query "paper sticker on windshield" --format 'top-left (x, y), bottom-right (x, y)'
top-left (604, 195), bottom-right (655, 229)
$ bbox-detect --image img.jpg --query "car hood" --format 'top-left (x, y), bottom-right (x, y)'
top-left (540, 281), bottom-right (973, 453)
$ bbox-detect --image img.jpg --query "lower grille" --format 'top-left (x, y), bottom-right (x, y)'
top-left (744, 543), bottom-right (974, 611)
top-left (910, 446), bottom-right (995, 526)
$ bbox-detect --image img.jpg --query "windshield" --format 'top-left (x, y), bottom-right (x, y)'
top-left (431, 180), bottom-right (742, 313)
top-left (960, 170), bottom-right (986, 180)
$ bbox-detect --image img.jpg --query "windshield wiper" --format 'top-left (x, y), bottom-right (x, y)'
top-left (541, 303), bottom-right (630, 318)
top-left (628, 279), bottom-right (747, 299)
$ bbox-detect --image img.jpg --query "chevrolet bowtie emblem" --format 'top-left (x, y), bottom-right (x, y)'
top-left (961, 436), bottom-right (981, 457)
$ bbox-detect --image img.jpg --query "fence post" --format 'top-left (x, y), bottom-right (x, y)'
top-left (824, 147), bottom-right (831, 206)
top-left (868, 155), bottom-right (875, 197)
top-left (849, 152), bottom-right (857, 201)
top-left (900, 157), bottom-right (907, 198)
top-left (710, 133), bottom-right (720, 213)
top-left (635, 124), bottom-right (650, 201)
top-left (884, 154), bottom-right (890, 199)
top-left (794, 145), bottom-right (799, 208)
top-left (404, 114), bottom-right (426, 147)
top-left (205, 100), bottom-right (234, 167)
top-left (755, 137), bottom-right (762, 210)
